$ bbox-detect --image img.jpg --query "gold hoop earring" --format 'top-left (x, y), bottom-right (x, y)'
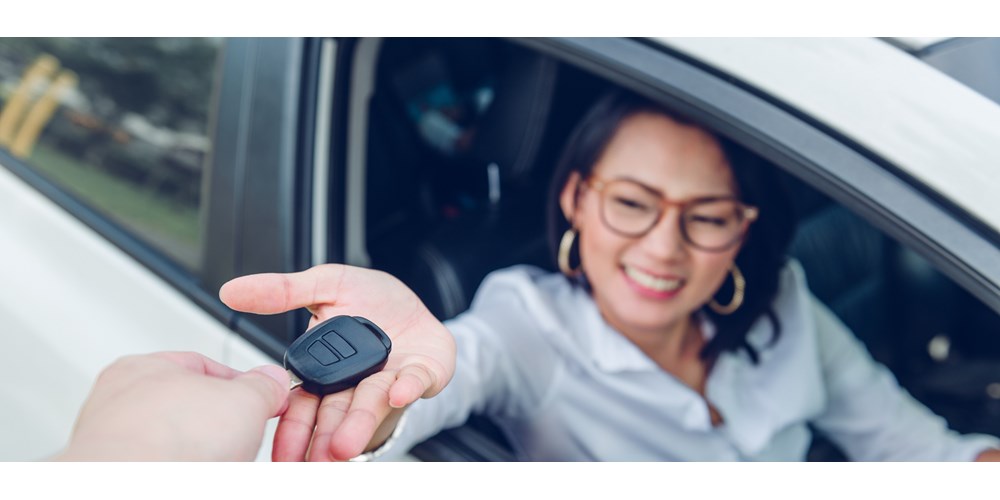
top-left (709, 264), bottom-right (745, 315)
top-left (558, 228), bottom-right (582, 277)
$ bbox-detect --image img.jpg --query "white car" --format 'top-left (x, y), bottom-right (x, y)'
top-left (1, 37), bottom-right (999, 461)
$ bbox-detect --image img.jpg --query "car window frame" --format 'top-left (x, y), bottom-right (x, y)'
top-left (204, 37), bottom-right (333, 358)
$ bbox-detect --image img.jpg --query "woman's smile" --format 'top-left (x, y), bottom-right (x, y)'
top-left (622, 264), bottom-right (684, 299)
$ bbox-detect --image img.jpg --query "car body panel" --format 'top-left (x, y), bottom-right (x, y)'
top-left (0, 165), bottom-right (278, 460)
top-left (658, 37), bottom-right (1000, 236)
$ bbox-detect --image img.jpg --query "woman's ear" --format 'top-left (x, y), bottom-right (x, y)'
top-left (560, 171), bottom-right (582, 227)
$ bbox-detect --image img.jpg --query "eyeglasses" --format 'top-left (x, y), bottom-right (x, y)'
top-left (582, 176), bottom-right (759, 252)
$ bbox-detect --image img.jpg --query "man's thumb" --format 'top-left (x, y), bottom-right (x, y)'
top-left (236, 365), bottom-right (291, 417)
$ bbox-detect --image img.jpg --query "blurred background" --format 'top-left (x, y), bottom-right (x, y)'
top-left (0, 38), bottom-right (221, 270)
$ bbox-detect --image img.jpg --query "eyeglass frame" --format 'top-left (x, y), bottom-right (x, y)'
top-left (578, 175), bottom-right (760, 252)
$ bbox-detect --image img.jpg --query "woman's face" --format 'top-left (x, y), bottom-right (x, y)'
top-left (560, 111), bottom-right (742, 339)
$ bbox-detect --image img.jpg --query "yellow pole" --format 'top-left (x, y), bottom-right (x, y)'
top-left (10, 70), bottom-right (78, 158)
top-left (0, 54), bottom-right (60, 147)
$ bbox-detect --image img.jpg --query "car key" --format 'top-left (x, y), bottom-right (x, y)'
top-left (284, 315), bottom-right (392, 396)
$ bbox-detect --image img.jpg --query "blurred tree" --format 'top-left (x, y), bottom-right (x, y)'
top-left (7, 38), bottom-right (221, 131)
top-left (0, 38), bottom-right (221, 133)
top-left (0, 38), bottom-right (223, 207)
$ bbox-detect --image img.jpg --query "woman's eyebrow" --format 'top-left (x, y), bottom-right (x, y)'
top-left (609, 175), bottom-right (663, 195)
top-left (609, 174), bottom-right (736, 200)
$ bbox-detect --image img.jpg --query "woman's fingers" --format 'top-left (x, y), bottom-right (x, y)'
top-left (272, 389), bottom-right (322, 462)
top-left (388, 362), bottom-right (437, 408)
top-left (328, 371), bottom-right (398, 460)
top-left (219, 265), bottom-right (346, 315)
top-left (300, 361), bottom-right (439, 461)
top-left (220, 263), bottom-right (457, 461)
top-left (306, 389), bottom-right (355, 462)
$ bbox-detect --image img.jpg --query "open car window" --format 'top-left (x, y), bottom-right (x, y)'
top-left (346, 37), bottom-right (1000, 461)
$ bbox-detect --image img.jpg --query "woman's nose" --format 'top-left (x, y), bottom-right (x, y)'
top-left (636, 208), bottom-right (686, 259)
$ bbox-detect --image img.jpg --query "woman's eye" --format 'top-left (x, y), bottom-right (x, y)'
top-left (689, 215), bottom-right (729, 227)
top-left (613, 197), bottom-right (652, 212)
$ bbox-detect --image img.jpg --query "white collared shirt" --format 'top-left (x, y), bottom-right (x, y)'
top-left (380, 260), bottom-right (998, 461)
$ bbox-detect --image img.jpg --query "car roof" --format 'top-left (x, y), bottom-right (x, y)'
top-left (886, 37), bottom-right (953, 52)
top-left (655, 37), bottom-right (1000, 236)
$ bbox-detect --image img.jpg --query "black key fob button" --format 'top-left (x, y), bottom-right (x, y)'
top-left (284, 315), bottom-right (392, 396)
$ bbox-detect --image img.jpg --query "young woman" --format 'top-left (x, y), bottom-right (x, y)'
top-left (221, 90), bottom-right (1000, 461)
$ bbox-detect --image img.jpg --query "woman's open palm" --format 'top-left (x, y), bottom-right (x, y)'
top-left (220, 264), bottom-right (456, 461)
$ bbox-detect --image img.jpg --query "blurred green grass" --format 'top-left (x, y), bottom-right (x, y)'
top-left (27, 143), bottom-right (202, 270)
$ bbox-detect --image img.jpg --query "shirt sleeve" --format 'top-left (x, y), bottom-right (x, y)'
top-left (809, 296), bottom-right (1000, 461)
top-left (374, 269), bottom-right (560, 460)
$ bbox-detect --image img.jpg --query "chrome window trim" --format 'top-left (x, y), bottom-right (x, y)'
top-left (344, 37), bottom-right (382, 269)
top-left (312, 38), bottom-right (337, 267)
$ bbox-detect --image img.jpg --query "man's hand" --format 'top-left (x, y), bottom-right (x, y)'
top-left (56, 351), bottom-right (290, 461)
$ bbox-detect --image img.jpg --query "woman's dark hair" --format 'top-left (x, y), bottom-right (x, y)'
top-left (546, 89), bottom-right (796, 364)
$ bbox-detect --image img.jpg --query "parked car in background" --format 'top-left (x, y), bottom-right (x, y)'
top-left (2, 37), bottom-right (999, 461)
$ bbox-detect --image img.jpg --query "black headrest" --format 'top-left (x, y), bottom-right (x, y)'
top-left (467, 47), bottom-right (559, 184)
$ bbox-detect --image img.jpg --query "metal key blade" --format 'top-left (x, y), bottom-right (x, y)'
top-left (288, 370), bottom-right (304, 391)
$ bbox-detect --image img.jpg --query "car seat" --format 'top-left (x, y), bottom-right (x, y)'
top-left (782, 175), bottom-right (999, 459)
top-left (367, 39), bottom-right (559, 321)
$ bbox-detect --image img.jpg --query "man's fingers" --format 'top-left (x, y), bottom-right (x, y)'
top-left (272, 389), bottom-right (321, 462)
top-left (149, 351), bottom-right (242, 379)
top-left (219, 265), bottom-right (347, 314)
top-left (236, 365), bottom-right (291, 417)
top-left (139, 354), bottom-right (288, 404)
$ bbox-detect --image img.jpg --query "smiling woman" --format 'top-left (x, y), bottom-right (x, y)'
top-left (550, 91), bottom-right (795, 367)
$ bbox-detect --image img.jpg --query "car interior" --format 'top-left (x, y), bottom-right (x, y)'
top-left (360, 38), bottom-right (1000, 461)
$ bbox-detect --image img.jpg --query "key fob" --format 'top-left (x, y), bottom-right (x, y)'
top-left (284, 315), bottom-right (392, 396)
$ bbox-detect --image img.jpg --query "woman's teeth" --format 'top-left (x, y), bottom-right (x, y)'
top-left (624, 266), bottom-right (682, 292)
